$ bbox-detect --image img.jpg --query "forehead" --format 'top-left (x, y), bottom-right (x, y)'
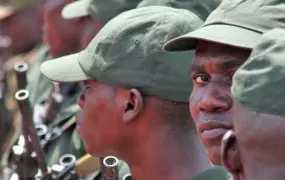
top-left (191, 40), bottom-right (251, 70)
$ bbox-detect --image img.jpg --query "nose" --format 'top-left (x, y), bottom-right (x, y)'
top-left (198, 86), bottom-right (231, 113)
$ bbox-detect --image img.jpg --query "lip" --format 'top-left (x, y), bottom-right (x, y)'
top-left (198, 121), bottom-right (232, 140)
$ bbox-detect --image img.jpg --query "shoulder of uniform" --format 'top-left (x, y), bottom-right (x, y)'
top-left (191, 166), bottom-right (232, 180)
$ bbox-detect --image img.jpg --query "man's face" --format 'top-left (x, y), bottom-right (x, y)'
top-left (76, 80), bottom-right (125, 156)
top-left (189, 40), bottom-right (251, 165)
top-left (41, 0), bottom-right (82, 57)
top-left (81, 18), bottom-right (102, 48)
top-left (232, 102), bottom-right (285, 179)
top-left (0, 5), bottom-right (42, 60)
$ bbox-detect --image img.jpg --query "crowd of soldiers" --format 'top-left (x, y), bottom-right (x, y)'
top-left (0, 0), bottom-right (284, 179)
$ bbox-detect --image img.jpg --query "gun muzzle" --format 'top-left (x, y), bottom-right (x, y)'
top-left (35, 124), bottom-right (48, 140)
top-left (15, 90), bottom-right (51, 180)
top-left (14, 62), bottom-right (28, 90)
top-left (102, 156), bottom-right (119, 180)
top-left (59, 154), bottom-right (76, 167)
top-left (122, 174), bottom-right (132, 180)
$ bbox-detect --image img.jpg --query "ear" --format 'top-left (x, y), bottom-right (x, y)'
top-left (221, 130), bottom-right (242, 176)
top-left (122, 88), bottom-right (144, 123)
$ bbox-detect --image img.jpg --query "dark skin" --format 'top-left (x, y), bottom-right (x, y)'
top-left (40, 0), bottom-right (102, 124)
top-left (76, 79), bottom-right (211, 180)
top-left (41, 0), bottom-right (99, 57)
top-left (0, 4), bottom-right (42, 61)
top-left (222, 102), bottom-right (285, 180)
top-left (189, 40), bottom-right (251, 165)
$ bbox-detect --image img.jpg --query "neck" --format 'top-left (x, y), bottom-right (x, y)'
top-left (119, 124), bottom-right (211, 180)
top-left (242, 162), bottom-right (285, 180)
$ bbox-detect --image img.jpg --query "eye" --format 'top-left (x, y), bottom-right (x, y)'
top-left (228, 70), bottom-right (236, 85)
top-left (192, 73), bottom-right (210, 85)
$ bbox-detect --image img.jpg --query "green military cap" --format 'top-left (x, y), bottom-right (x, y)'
top-left (163, 0), bottom-right (285, 51)
top-left (61, 0), bottom-right (141, 24)
top-left (0, 5), bottom-right (13, 19)
top-left (137, 0), bottom-right (222, 21)
top-left (232, 28), bottom-right (285, 117)
top-left (41, 6), bottom-right (203, 102)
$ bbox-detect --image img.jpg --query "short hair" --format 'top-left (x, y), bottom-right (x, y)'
top-left (157, 99), bottom-right (195, 143)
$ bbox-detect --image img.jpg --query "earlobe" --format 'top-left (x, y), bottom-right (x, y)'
top-left (221, 130), bottom-right (241, 176)
top-left (122, 89), bottom-right (144, 123)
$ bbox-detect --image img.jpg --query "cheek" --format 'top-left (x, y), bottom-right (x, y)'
top-left (189, 88), bottom-right (203, 122)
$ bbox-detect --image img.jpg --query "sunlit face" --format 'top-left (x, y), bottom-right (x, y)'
top-left (76, 80), bottom-right (126, 156)
top-left (189, 40), bottom-right (251, 165)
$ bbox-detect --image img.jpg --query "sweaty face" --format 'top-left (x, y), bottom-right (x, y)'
top-left (41, 0), bottom-right (82, 57)
top-left (76, 80), bottom-right (124, 156)
top-left (189, 41), bottom-right (251, 165)
top-left (233, 102), bottom-right (285, 178)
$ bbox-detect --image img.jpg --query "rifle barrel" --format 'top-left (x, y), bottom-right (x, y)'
top-left (15, 90), bottom-right (51, 179)
top-left (101, 156), bottom-right (119, 180)
top-left (14, 62), bottom-right (28, 90)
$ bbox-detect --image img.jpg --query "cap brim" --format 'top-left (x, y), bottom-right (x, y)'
top-left (41, 52), bottom-right (92, 82)
top-left (61, 1), bottom-right (88, 19)
top-left (0, 6), bottom-right (14, 19)
top-left (163, 24), bottom-right (262, 51)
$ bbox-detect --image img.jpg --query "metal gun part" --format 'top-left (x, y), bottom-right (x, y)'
top-left (101, 156), bottom-right (119, 180)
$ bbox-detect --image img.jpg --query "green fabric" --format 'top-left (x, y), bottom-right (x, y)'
top-left (191, 166), bottom-right (232, 180)
top-left (163, 0), bottom-right (285, 51)
top-left (62, 0), bottom-right (142, 25)
top-left (45, 117), bottom-right (85, 166)
top-left (27, 45), bottom-right (53, 106)
top-left (41, 6), bottom-right (203, 102)
top-left (232, 28), bottom-right (285, 117)
top-left (26, 45), bottom-right (80, 123)
top-left (137, 0), bottom-right (221, 21)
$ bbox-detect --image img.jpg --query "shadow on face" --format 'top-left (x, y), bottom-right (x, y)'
top-left (75, 80), bottom-right (144, 157)
top-left (222, 101), bottom-right (285, 180)
top-left (189, 40), bottom-right (251, 165)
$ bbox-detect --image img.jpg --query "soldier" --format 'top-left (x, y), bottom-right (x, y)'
top-left (163, 0), bottom-right (285, 166)
top-left (41, 6), bottom-right (212, 180)
top-left (6, 0), bottom-right (102, 179)
top-left (0, 1), bottom-right (42, 62)
top-left (61, 0), bottom-right (142, 25)
top-left (222, 28), bottom-right (285, 180)
top-left (0, 1), bottom-right (42, 178)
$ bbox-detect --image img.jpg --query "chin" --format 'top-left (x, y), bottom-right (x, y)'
top-left (84, 141), bottom-right (104, 157)
top-left (207, 147), bottom-right (222, 165)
